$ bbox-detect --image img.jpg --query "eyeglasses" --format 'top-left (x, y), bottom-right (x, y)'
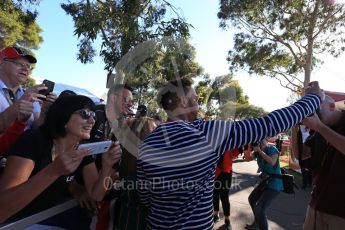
top-left (123, 96), bottom-right (133, 104)
top-left (74, 109), bottom-right (97, 121)
top-left (4, 59), bottom-right (33, 71)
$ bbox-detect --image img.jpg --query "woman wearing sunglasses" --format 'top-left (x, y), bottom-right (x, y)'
top-left (0, 95), bottom-right (121, 224)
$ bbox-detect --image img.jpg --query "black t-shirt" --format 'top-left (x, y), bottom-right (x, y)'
top-left (6, 129), bottom-right (94, 221)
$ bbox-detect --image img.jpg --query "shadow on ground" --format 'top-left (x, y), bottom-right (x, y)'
top-left (214, 160), bottom-right (311, 230)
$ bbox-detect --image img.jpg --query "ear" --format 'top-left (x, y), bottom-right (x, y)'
top-left (109, 94), bottom-right (116, 103)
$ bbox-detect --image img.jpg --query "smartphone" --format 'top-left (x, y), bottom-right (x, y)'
top-left (39, 79), bottom-right (55, 96)
top-left (77, 140), bottom-right (112, 155)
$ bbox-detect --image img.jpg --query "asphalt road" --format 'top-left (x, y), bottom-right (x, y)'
top-left (213, 159), bottom-right (312, 230)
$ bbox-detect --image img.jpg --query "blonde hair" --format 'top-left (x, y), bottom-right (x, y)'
top-left (119, 117), bottom-right (157, 177)
top-left (127, 117), bottom-right (157, 141)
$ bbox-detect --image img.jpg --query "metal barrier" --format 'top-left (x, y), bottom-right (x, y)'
top-left (0, 199), bottom-right (78, 230)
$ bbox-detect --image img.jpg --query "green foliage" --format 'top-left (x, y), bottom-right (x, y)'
top-left (195, 73), bottom-right (265, 119)
top-left (117, 37), bottom-right (204, 109)
top-left (61, 1), bottom-right (199, 115)
top-left (22, 76), bottom-right (36, 88)
top-left (219, 102), bottom-right (267, 120)
top-left (195, 74), bottom-right (212, 106)
top-left (209, 74), bottom-right (248, 105)
top-left (61, 0), bottom-right (192, 74)
top-left (218, 0), bottom-right (345, 90)
top-left (0, 0), bottom-right (43, 49)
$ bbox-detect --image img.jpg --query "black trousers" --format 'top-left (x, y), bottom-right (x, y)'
top-left (213, 172), bottom-right (232, 216)
top-left (300, 158), bottom-right (312, 187)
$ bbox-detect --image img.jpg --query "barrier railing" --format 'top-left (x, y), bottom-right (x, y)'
top-left (0, 199), bottom-right (78, 230)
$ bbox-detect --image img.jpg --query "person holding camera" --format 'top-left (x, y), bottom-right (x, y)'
top-left (245, 138), bottom-right (283, 230)
top-left (0, 47), bottom-right (57, 132)
top-left (301, 95), bottom-right (345, 230)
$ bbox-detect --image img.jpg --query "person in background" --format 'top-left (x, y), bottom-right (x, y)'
top-left (0, 95), bottom-right (121, 226)
top-left (291, 125), bottom-right (313, 189)
top-left (301, 96), bottom-right (345, 230)
top-left (59, 89), bottom-right (77, 97)
top-left (89, 84), bottom-right (134, 230)
top-left (117, 117), bottom-right (157, 230)
top-left (137, 78), bottom-right (322, 230)
top-left (0, 47), bottom-right (56, 131)
top-left (246, 138), bottom-right (283, 230)
top-left (213, 147), bottom-right (241, 230)
top-left (105, 84), bottom-right (134, 127)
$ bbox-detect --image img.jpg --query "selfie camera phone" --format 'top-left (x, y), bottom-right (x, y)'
top-left (77, 140), bottom-right (112, 155)
top-left (39, 79), bottom-right (55, 96)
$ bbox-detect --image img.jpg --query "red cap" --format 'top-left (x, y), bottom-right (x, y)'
top-left (0, 47), bottom-right (37, 63)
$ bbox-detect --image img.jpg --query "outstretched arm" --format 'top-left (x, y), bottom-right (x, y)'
top-left (206, 82), bottom-right (322, 156)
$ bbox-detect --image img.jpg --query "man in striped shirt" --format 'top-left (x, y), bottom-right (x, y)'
top-left (137, 78), bottom-right (322, 230)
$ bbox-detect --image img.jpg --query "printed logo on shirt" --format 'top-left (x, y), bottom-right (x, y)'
top-left (66, 175), bottom-right (75, 182)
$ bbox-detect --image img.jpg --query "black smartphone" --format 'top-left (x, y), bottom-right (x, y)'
top-left (39, 79), bottom-right (55, 96)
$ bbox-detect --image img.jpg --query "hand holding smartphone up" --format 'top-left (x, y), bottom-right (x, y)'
top-left (39, 79), bottom-right (55, 96)
top-left (77, 140), bottom-right (113, 155)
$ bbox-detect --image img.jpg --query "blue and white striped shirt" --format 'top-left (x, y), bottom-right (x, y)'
top-left (137, 94), bottom-right (320, 230)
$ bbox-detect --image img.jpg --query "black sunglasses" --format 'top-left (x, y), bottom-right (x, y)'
top-left (74, 109), bottom-right (97, 121)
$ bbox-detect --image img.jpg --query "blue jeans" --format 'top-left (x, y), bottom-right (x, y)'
top-left (248, 180), bottom-right (280, 230)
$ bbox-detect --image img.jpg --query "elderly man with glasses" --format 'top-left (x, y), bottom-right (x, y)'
top-left (0, 47), bottom-right (56, 133)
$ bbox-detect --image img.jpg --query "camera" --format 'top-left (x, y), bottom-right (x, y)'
top-left (135, 105), bottom-right (147, 118)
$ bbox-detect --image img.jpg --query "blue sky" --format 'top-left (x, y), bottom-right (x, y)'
top-left (32, 0), bottom-right (345, 111)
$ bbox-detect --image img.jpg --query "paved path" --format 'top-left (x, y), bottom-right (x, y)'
top-left (214, 159), bottom-right (312, 230)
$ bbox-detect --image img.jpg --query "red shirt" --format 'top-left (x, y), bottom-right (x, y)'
top-left (0, 120), bottom-right (26, 155)
top-left (215, 148), bottom-right (240, 178)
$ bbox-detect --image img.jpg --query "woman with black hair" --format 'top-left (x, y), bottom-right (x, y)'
top-left (0, 95), bottom-right (122, 224)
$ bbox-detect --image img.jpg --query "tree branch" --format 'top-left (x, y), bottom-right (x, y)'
top-left (312, 7), bottom-right (343, 39)
top-left (274, 76), bottom-right (298, 92)
top-left (237, 16), bottom-right (306, 74)
top-left (271, 70), bottom-right (302, 88)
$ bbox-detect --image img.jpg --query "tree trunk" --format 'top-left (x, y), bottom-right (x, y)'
top-left (305, 0), bottom-right (321, 89)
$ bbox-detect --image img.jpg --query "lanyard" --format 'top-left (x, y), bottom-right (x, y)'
top-left (2, 88), bottom-right (15, 105)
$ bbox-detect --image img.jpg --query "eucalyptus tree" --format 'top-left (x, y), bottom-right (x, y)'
top-left (195, 74), bottom-right (266, 119)
top-left (218, 0), bottom-right (345, 91)
top-left (61, 0), bottom-right (202, 112)
top-left (61, 0), bottom-right (191, 74)
top-left (0, 0), bottom-right (43, 49)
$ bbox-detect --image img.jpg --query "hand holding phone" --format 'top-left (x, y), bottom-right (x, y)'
top-left (77, 140), bottom-right (112, 155)
top-left (39, 79), bottom-right (55, 96)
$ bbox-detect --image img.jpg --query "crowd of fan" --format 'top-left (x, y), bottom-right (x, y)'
top-left (0, 46), bottom-right (344, 230)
